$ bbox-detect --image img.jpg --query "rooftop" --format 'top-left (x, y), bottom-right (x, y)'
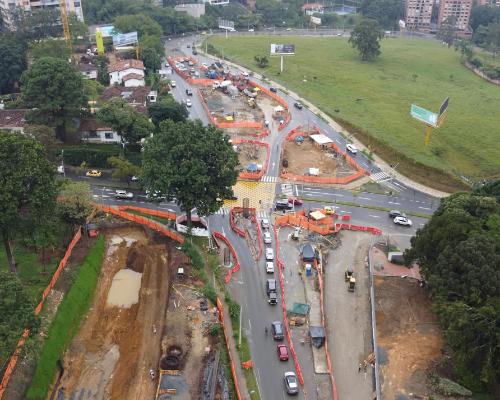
top-left (108, 59), bottom-right (145, 73)
top-left (122, 73), bottom-right (145, 82)
top-left (0, 109), bottom-right (29, 128)
top-left (100, 86), bottom-right (151, 105)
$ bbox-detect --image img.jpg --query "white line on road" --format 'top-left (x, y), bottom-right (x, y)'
top-left (419, 206), bottom-right (432, 210)
top-left (358, 197), bottom-right (372, 200)
top-left (340, 210), bottom-right (352, 214)
top-left (388, 201), bottom-right (401, 205)
top-left (248, 319), bottom-right (252, 330)
top-left (369, 215), bottom-right (381, 218)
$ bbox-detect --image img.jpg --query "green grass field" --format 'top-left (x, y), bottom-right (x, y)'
top-left (26, 236), bottom-right (105, 400)
top-left (206, 36), bottom-right (500, 188)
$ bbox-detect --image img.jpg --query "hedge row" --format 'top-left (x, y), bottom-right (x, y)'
top-left (62, 146), bottom-right (142, 168)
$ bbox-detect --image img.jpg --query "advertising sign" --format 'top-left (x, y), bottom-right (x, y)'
top-left (218, 18), bottom-right (235, 31)
top-left (96, 25), bottom-right (115, 37)
top-left (270, 44), bottom-right (295, 55)
top-left (439, 97), bottom-right (449, 116)
top-left (112, 31), bottom-right (138, 47)
top-left (310, 16), bottom-right (322, 25)
top-left (410, 104), bottom-right (438, 127)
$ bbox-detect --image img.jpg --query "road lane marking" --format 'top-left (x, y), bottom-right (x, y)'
top-left (358, 197), bottom-right (372, 200)
top-left (388, 201), bottom-right (401, 205)
top-left (369, 215), bottom-right (381, 218)
top-left (419, 206), bottom-right (431, 210)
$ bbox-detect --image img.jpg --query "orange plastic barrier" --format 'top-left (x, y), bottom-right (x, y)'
top-left (213, 231), bottom-right (240, 284)
top-left (0, 227), bottom-right (83, 399)
top-left (216, 298), bottom-right (242, 400)
top-left (232, 139), bottom-right (270, 181)
top-left (273, 226), bottom-right (305, 386)
top-left (97, 205), bottom-right (185, 244)
top-left (229, 207), bottom-right (262, 260)
top-left (116, 205), bottom-right (176, 221)
top-left (216, 121), bottom-right (263, 129)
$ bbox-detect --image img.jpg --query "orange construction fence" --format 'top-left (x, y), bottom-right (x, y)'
top-left (0, 227), bottom-right (83, 399)
top-left (216, 298), bottom-right (242, 400)
top-left (116, 205), bottom-right (176, 221)
top-left (232, 139), bottom-right (270, 181)
top-left (213, 231), bottom-right (240, 284)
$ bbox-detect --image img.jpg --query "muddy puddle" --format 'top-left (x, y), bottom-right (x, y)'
top-left (106, 269), bottom-right (143, 308)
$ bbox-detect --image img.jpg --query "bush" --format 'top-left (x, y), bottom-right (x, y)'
top-left (181, 241), bottom-right (204, 270)
top-left (62, 145), bottom-right (142, 168)
top-left (209, 323), bottom-right (221, 336)
top-left (470, 57), bottom-right (483, 68)
top-left (202, 283), bottom-right (217, 305)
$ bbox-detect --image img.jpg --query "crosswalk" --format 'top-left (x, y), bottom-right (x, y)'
top-left (370, 171), bottom-right (407, 192)
top-left (261, 175), bottom-right (278, 183)
top-left (281, 183), bottom-right (294, 197)
top-left (370, 171), bottom-right (391, 182)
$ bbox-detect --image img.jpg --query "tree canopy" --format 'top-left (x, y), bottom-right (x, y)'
top-left (437, 16), bottom-right (458, 48)
top-left (349, 18), bottom-right (384, 61)
top-left (114, 13), bottom-right (162, 38)
top-left (0, 132), bottom-right (58, 274)
top-left (29, 39), bottom-right (71, 61)
top-left (405, 184), bottom-right (500, 388)
top-left (142, 120), bottom-right (238, 225)
top-left (57, 181), bottom-right (93, 228)
top-left (360, 0), bottom-right (404, 30)
top-left (21, 57), bottom-right (86, 140)
top-left (148, 96), bottom-right (189, 126)
top-left (97, 98), bottom-right (153, 147)
top-left (0, 36), bottom-right (27, 94)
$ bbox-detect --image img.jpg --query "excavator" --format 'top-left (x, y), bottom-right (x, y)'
top-left (345, 266), bottom-right (356, 292)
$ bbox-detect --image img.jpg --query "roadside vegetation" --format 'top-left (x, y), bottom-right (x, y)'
top-left (206, 36), bottom-right (500, 190)
top-left (26, 236), bottom-right (105, 400)
top-left (405, 181), bottom-right (500, 394)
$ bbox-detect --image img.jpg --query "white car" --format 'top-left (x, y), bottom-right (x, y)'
top-left (115, 190), bottom-right (133, 199)
top-left (266, 262), bottom-right (275, 274)
top-left (241, 71), bottom-right (249, 77)
top-left (263, 231), bottom-right (272, 245)
top-left (261, 218), bottom-right (270, 229)
top-left (265, 248), bottom-right (274, 261)
top-left (186, 99), bottom-right (192, 107)
top-left (57, 165), bottom-right (65, 175)
top-left (394, 216), bottom-right (413, 226)
top-left (248, 28), bottom-right (254, 32)
top-left (346, 144), bottom-right (358, 154)
top-left (170, 80), bottom-right (176, 87)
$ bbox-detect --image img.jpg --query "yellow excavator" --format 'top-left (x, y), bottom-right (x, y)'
top-left (345, 266), bottom-right (355, 292)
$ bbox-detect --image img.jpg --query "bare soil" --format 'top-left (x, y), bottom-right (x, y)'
top-left (236, 142), bottom-right (267, 169)
top-left (282, 138), bottom-right (356, 177)
top-left (201, 89), bottom-right (264, 123)
top-left (56, 226), bottom-right (175, 400)
top-left (375, 276), bottom-right (443, 399)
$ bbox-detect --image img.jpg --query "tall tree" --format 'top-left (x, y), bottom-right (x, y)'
top-left (20, 57), bottom-right (86, 141)
top-left (486, 22), bottom-right (500, 56)
top-left (114, 13), bottom-right (163, 38)
top-left (97, 98), bottom-right (153, 147)
top-left (9, 8), bottom-right (61, 41)
top-left (107, 156), bottom-right (141, 181)
top-left (24, 124), bottom-right (61, 161)
top-left (68, 12), bottom-right (88, 42)
top-left (139, 35), bottom-right (163, 73)
top-left (57, 181), bottom-right (93, 227)
top-left (142, 120), bottom-right (238, 226)
top-left (148, 96), bottom-right (189, 126)
top-left (29, 39), bottom-right (71, 61)
top-left (349, 18), bottom-right (384, 61)
top-left (0, 132), bottom-right (58, 273)
top-left (0, 36), bottom-right (27, 94)
top-left (437, 16), bottom-right (458, 48)
top-left (0, 271), bottom-right (40, 364)
top-left (360, 0), bottom-right (404, 30)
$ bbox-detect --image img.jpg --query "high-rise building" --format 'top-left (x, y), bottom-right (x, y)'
top-left (438, 0), bottom-right (473, 32)
top-left (0, 0), bottom-right (83, 30)
top-left (405, 0), bottom-right (434, 32)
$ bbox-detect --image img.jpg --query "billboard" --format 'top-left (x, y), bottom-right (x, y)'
top-left (218, 18), bottom-right (235, 31)
top-left (410, 104), bottom-right (438, 127)
top-left (270, 44), bottom-right (295, 55)
top-left (310, 16), bottom-right (322, 25)
top-left (96, 25), bottom-right (115, 37)
top-left (112, 31), bottom-right (138, 47)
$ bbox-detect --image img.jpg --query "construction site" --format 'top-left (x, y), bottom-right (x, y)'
top-left (282, 128), bottom-right (359, 180)
top-left (54, 222), bottom-right (229, 400)
top-left (233, 140), bottom-right (268, 175)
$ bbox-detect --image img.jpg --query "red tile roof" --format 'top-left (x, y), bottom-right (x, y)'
top-left (108, 59), bottom-right (144, 73)
top-left (78, 118), bottom-right (112, 132)
top-left (302, 3), bottom-right (324, 10)
top-left (0, 109), bottom-right (29, 128)
top-left (122, 73), bottom-right (144, 82)
top-left (100, 86), bottom-right (151, 104)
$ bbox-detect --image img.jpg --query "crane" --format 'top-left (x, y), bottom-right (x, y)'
top-left (59, 0), bottom-right (71, 48)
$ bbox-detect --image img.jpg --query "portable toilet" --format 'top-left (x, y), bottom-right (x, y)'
top-left (305, 264), bottom-right (312, 277)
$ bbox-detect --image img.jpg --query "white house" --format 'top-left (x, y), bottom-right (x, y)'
top-left (108, 59), bottom-right (145, 86)
top-left (123, 73), bottom-right (145, 87)
top-left (78, 63), bottom-right (98, 80)
top-left (78, 119), bottom-right (121, 143)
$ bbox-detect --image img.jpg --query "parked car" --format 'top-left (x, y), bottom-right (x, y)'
top-left (263, 231), bottom-right (272, 244)
top-left (284, 372), bottom-right (299, 394)
top-left (346, 143), bottom-right (358, 154)
top-left (394, 216), bottom-right (413, 226)
top-left (186, 88), bottom-right (193, 96)
top-left (86, 169), bottom-right (102, 177)
top-left (275, 200), bottom-right (293, 211)
top-left (266, 278), bottom-right (277, 294)
top-left (292, 227), bottom-right (300, 241)
top-left (114, 190), bottom-right (133, 199)
top-left (269, 86), bottom-right (278, 93)
top-left (57, 165), bottom-right (65, 175)
top-left (170, 80), bottom-right (176, 87)
top-left (288, 197), bottom-right (303, 206)
top-left (294, 102), bottom-right (303, 110)
top-left (389, 210), bottom-right (405, 218)
top-left (261, 218), bottom-right (270, 229)
top-left (271, 321), bottom-right (284, 340)
top-left (265, 247), bottom-right (274, 261)
top-left (248, 28), bottom-right (254, 32)
top-left (266, 262), bottom-right (275, 274)
top-left (186, 99), bottom-right (192, 107)
top-left (277, 344), bottom-right (289, 361)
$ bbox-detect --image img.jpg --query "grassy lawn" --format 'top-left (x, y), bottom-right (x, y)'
top-left (26, 236), bottom-right (105, 400)
top-left (206, 36), bottom-right (500, 188)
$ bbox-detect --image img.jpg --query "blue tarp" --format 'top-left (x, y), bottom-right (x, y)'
top-left (246, 163), bottom-right (258, 172)
top-left (295, 136), bottom-right (304, 143)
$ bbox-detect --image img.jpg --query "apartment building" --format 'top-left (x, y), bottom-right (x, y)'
top-left (405, 0), bottom-right (434, 31)
top-left (438, 0), bottom-right (473, 31)
top-left (0, 0), bottom-right (83, 30)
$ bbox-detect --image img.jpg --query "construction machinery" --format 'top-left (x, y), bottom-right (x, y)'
top-left (348, 277), bottom-right (356, 292)
top-left (345, 266), bottom-right (353, 282)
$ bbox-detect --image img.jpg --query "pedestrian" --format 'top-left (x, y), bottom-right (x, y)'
top-left (358, 363), bottom-right (362, 373)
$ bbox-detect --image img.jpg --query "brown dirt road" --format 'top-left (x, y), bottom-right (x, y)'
top-left (57, 226), bottom-right (174, 400)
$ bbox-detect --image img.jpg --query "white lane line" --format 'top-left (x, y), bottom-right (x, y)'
top-left (340, 210), bottom-right (352, 214)
top-left (295, 184), bottom-right (299, 197)
top-left (358, 197), bottom-right (372, 200)
top-left (248, 319), bottom-right (252, 330)
top-left (388, 201), bottom-right (401, 205)
top-left (419, 206), bottom-right (431, 210)
top-left (369, 215), bottom-right (381, 218)
top-left (304, 187), bottom-right (322, 191)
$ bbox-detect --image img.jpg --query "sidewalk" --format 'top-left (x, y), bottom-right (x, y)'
top-left (198, 48), bottom-right (450, 199)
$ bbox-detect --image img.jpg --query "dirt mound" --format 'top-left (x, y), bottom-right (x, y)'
top-left (161, 346), bottom-right (184, 370)
top-left (126, 243), bottom-right (147, 273)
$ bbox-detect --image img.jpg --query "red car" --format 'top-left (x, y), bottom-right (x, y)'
top-left (288, 197), bottom-right (303, 206)
top-left (277, 344), bottom-right (289, 361)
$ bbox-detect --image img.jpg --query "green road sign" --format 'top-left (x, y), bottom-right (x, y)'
top-left (410, 104), bottom-right (438, 127)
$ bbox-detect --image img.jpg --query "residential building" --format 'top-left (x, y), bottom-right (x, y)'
top-left (174, 3), bottom-right (206, 18)
top-left (0, 0), bottom-right (83, 30)
top-left (405, 0), bottom-right (434, 31)
top-left (78, 119), bottom-right (121, 143)
top-left (123, 73), bottom-right (145, 87)
top-left (0, 109), bottom-right (28, 133)
top-left (438, 0), bottom-right (473, 32)
top-left (302, 3), bottom-right (325, 15)
top-left (108, 59), bottom-right (145, 86)
top-left (100, 86), bottom-right (154, 109)
top-left (78, 63), bottom-right (98, 80)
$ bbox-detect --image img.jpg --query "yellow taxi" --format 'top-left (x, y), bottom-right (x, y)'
top-left (86, 170), bottom-right (102, 178)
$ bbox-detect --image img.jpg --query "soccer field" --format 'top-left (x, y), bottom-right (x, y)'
top-left (206, 35), bottom-right (500, 188)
